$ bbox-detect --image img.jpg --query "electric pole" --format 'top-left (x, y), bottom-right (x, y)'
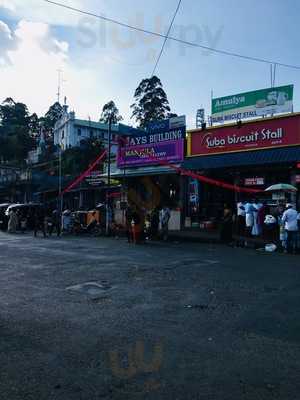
top-left (106, 115), bottom-right (112, 235)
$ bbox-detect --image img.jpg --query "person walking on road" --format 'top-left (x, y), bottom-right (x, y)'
top-left (49, 209), bottom-right (61, 237)
top-left (160, 206), bottom-right (171, 241)
top-left (34, 210), bottom-right (46, 238)
top-left (7, 209), bottom-right (18, 233)
top-left (282, 203), bottom-right (299, 254)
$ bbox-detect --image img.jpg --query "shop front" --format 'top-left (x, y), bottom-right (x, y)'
top-left (115, 117), bottom-right (186, 231)
top-left (183, 113), bottom-right (300, 229)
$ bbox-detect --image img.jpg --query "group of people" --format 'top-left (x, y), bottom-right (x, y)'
top-left (220, 198), bottom-right (300, 253)
top-left (126, 205), bottom-right (171, 244)
top-left (7, 208), bottom-right (61, 237)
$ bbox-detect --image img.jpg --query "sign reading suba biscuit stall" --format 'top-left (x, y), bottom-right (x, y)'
top-left (188, 114), bottom-right (300, 156)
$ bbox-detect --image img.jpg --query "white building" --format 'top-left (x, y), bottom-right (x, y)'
top-left (53, 105), bottom-right (118, 154)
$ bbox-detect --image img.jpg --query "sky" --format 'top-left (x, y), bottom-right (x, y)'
top-left (0, 0), bottom-right (300, 128)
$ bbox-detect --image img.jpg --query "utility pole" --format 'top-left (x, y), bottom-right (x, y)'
top-left (59, 144), bottom-right (63, 216)
top-left (57, 69), bottom-right (63, 103)
top-left (106, 115), bottom-right (112, 235)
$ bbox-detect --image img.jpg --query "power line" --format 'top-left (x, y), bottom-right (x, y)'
top-left (43, 0), bottom-right (300, 70)
top-left (151, 0), bottom-right (182, 77)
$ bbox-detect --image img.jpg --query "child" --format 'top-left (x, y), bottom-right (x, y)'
top-left (20, 215), bottom-right (27, 234)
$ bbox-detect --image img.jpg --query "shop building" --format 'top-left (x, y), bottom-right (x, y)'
top-left (111, 117), bottom-right (186, 230)
top-left (183, 113), bottom-right (300, 228)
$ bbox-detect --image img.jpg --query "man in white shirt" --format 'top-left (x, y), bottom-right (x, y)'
top-left (236, 201), bottom-right (246, 245)
top-left (282, 203), bottom-right (299, 253)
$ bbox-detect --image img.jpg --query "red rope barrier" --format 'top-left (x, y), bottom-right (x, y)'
top-left (118, 135), bottom-right (261, 194)
top-left (61, 133), bottom-right (262, 197)
top-left (61, 149), bottom-right (107, 195)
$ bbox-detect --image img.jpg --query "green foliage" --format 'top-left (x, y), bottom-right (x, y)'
top-left (43, 102), bottom-right (63, 130)
top-left (62, 138), bottom-right (104, 175)
top-left (0, 97), bottom-right (35, 164)
top-left (99, 101), bottom-right (123, 125)
top-left (130, 76), bottom-right (171, 128)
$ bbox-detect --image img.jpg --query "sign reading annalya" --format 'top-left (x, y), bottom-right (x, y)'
top-left (211, 85), bottom-right (294, 124)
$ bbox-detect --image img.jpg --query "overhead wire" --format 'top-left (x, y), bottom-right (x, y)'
top-left (151, 0), bottom-right (182, 77)
top-left (43, 0), bottom-right (300, 70)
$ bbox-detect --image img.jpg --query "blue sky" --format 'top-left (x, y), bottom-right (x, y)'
top-left (0, 0), bottom-right (300, 128)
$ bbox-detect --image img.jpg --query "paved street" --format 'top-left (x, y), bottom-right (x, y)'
top-left (0, 232), bottom-right (300, 400)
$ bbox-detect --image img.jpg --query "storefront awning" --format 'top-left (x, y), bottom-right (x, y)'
top-left (103, 165), bottom-right (179, 178)
top-left (183, 146), bottom-right (300, 170)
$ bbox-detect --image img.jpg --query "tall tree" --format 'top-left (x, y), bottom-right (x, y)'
top-left (131, 76), bottom-right (171, 128)
top-left (0, 97), bottom-right (30, 136)
top-left (43, 102), bottom-right (63, 130)
top-left (0, 97), bottom-right (35, 163)
top-left (99, 101), bottom-right (123, 124)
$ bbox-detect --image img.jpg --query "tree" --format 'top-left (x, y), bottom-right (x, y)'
top-left (130, 76), bottom-right (171, 128)
top-left (99, 101), bottom-right (123, 125)
top-left (0, 97), bottom-right (35, 163)
top-left (43, 102), bottom-right (63, 130)
top-left (0, 97), bottom-right (30, 136)
top-left (28, 113), bottom-right (40, 136)
top-left (62, 138), bottom-right (104, 175)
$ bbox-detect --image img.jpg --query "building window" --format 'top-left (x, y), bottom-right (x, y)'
top-left (78, 128), bottom-right (82, 136)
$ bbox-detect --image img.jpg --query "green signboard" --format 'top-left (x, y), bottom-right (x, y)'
top-left (211, 85), bottom-right (294, 124)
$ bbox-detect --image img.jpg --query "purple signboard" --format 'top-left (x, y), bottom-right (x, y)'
top-left (117, 139), bottom-right (184, 167)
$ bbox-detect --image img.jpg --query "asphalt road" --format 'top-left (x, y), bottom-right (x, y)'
top-left (0, 232), bottom-right (299, 400)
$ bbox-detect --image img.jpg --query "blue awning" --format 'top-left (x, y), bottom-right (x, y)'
top-left (183, 146), bottom-right (300, 170)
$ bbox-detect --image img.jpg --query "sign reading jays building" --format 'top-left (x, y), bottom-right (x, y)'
top-left (188, 114), bottom-right (300, 156)
top-left (117, 116), bottom-right (186, 167)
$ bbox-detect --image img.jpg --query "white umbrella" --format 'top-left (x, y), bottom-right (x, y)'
top-left (265, 183), bottom-right (298, 192)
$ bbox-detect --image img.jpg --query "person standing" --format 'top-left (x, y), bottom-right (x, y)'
top-left (7, 209), bottom-right (18, 233)
top-left (20, 214), bottom-right (28, 234)
top-left (160, 206), bottom-right (171, 241)
top-left (220, 203), bottom-right (233, 244)
top-left (125, 205), bottom-right (133, 243)
top-left (34, 210), bottom-right (46, 238)
top-left (236, 200), bottom-right (246, 246)
top-left (244, 200), bottom-right (255, 236)
top-left (131, 207), bottom-right (142, 244)
top-left (252, 199), bottom-right (263, 236)
top-left (150, 207), bottom-right (160, 240)
top-left (50, 209), bottom-right (61, 237)
top-left (282, 203), bottom-right (298, 254)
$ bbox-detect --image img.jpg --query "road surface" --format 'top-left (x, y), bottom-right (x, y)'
top-left (0, 232), bottom-right (299, 399)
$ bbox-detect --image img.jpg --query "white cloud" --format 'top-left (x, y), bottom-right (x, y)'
top-left (0, 20), bottom-right (12, 39)
top-left (0, 19), bottom-right (114, 120)
top-left (0, 19), bottom-right (70, 114)
top-left (0, 0), bottom-right (16, 12)
top-left (0, 20), bottom-right (16, 64)
top-left (0, 0), bottom-right (96, 27)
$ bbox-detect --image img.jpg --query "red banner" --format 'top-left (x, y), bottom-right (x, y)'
top-left (189, 114), bottom-right (300, 156)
